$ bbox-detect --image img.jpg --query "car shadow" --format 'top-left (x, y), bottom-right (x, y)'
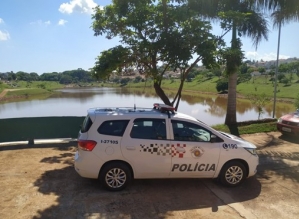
top-left (278, 134), bottom-right (299, 144)
top-left (0, 141), bottom-right (77, 151)
top-left (32, 149), bottom-right (262, 219)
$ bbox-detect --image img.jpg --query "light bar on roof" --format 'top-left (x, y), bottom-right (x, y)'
top-left (153, 103), bottom-right (176, 111)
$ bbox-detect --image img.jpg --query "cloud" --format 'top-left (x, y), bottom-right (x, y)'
top-left (58, 19), bottom-right (68, 26)
top-left (0, 18), bottom-right (4, 24)
top-left (245, 51), bottom-right (290, 61)
top-left (0, 30), bottom-right (10, 41)
top-left (59, 0), bottom-right (99, 14)
top-left (30, 20), bottom-right (51, 26)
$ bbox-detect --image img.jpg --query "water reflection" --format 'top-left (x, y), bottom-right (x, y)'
top-left (0, 87), bottom-right (296, 125)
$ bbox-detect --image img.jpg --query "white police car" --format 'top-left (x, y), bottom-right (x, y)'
top-left (75, 103), bottom-right (258, 191)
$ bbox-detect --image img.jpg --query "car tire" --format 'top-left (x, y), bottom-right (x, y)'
top-left (219, 161), bottom-right (246, 187)
top-left (100, 162), bottom-right (132, 191)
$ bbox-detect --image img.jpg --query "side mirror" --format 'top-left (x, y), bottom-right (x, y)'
top-left (210, 135), bottom-right (217, 143)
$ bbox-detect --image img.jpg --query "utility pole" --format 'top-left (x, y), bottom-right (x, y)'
top-left (272, 20), bottom-right (282, 118)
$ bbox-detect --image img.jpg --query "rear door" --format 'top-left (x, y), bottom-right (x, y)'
top-left (121, 118), bottom-right (172, 178)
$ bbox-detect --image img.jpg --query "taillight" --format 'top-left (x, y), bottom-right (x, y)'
top-left (78, 140), bottom-right (97, 151)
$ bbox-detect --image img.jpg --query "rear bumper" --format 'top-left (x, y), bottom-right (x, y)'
top-left (74, 151), bottom-right (103, 179)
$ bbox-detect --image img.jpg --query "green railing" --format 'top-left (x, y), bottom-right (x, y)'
top-left (0, 117), bottom-right (85, 143)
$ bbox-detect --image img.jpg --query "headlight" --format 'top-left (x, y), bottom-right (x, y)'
top-left (277, 118), bottom-right (282, 123)
top-left (244, 148), bottom-right (257, 156)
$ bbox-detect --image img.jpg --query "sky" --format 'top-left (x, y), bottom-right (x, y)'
top-left (0, 0), bottom-right (298, 75)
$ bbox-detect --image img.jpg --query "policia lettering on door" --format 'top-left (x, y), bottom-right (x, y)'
top-left (172, 163), bottom-right (216, 172)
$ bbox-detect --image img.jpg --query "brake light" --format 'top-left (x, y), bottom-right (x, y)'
top-left (78, 140), bottom-right (97, 151)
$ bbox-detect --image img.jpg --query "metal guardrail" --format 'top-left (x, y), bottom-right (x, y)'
top-left (0, 117), bottom-right (85, 144)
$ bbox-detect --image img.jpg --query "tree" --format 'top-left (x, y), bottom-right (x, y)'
top-left (281, 77), bottom-right (290, 86)
top-left (91, 0), bottom-right (222, 110)
top-left (277, 73), bottom-right (286, 82)
top-left (247, 93), bottom-right (271, 120)
top-left (16, 71), bottom-right (30, 81)
top-left (7, 72), bottom-right (16, 81)
top-left (278, 63), bottom-right (289, 73)
top-left (258, 67), bottom-right (266, 74)
top-left (189, 0), bottom-right (269, 135)
top-left (256, 0), bottom-right (299, 26)
top-left (29, 73), bottom-right (39, 81)
top-left (289, 61), bottom-right (299, 80)
top-left (240, 63), bottom-right (249, 74)
top-left (59, 75), bottom-right (73, 84)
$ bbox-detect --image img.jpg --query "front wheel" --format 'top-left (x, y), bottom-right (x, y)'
top-left (99, 162), bottom-right (132, 191)
top-left (219, 161), bottom-right (246, 187)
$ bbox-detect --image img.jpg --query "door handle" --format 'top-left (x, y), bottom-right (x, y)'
top-left (126, 146), bottom-right (135, 150)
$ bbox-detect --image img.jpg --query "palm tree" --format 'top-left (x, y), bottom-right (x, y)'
top-left (189, 0), bottom-right (269, 135)
top-left (254, 1), bottom-right (299, 117)
top-left (255, 0), bottom-right (299, 25)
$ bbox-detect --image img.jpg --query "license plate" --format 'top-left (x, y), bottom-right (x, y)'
top-left (282, 127), bottom-right (291, 132)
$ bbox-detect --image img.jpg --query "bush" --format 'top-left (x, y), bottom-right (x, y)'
top-left (216, 79), bottom-right (228, 92)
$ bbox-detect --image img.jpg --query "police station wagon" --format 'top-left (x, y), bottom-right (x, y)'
top-left (75, 103), bottom-right (259, 191)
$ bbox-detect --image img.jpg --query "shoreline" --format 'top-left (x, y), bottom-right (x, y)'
top-left (0, 85), bottom-right (295, 105)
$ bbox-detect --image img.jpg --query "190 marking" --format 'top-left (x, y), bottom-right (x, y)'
top-left (223, 143), bottom-right (238, 149)
top-left (101, 140), bottom-right (118, 144)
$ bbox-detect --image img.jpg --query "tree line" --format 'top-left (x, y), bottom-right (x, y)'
top-left (0, 68), bottom-right (94, 84)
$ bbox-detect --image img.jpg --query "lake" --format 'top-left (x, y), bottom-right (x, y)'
top-left (0, 87), bottom-right (295, 125)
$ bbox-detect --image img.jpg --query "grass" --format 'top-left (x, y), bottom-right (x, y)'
top-left (6, 88), bottom-right (50, 96)
top-left (212, 121), bottom-right (277, 135)
top-left (0, 81), bottom-right (64, 102)
top-left (0, 82), bottom-right (10, 93)
top-left (126, 74), bottom-right (299, 100)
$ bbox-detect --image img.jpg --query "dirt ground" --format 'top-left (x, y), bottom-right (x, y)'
top-left (0, 132), bottom-right (298, 219)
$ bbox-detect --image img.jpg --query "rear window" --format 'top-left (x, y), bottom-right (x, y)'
top-left (81, 115), bottom-right (93, 133)
top-left (97, 120), bottom-right (129, 136)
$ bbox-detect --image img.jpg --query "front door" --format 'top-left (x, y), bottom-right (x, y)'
top-left (169, 120), bottom-right (221, 177)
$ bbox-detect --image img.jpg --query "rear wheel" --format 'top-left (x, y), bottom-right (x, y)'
top-left (219, 161), bottom-right (246, 187)
top-left (100, 162), bottom-right (131, 191)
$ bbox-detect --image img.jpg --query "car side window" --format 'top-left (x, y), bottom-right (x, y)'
top-left (130, 118), bottom-right (167, 140)
top-left (81, 115), bottom-right (93, 133)
top-left (98, 120), bottom-right (129, 136)
top-left (172, 120), bottom-right (211, 142)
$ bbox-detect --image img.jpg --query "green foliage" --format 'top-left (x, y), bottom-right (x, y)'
top-left (213, 122), bottom-right (277, 135)
top-left (277, 73), bottom-right (286, 82)
top-left (59, 75), bottom-right (73, 84)
top-left (239, 63), bottom-right (249, 74)
top-left (237, 73), bottom-right (251, 84)
top-left (1, 69), bottom-right (94, 84)
top-left (295, 93), bottom-right (299, 109)
top-left (216, 79), bottom-right (228, 92)
top-left (91, 0), bottom-right (222, 107)
top-left (120, 77), bottom-right (131, 85)
top-left (258, 67), bottom-right (266, 74)
top-left (37, 83), bottom-right (46, 89)
top-left (92, 46), bottom-right (131, 80)
top-left (133, 76), bottom-right (143, 83)
top-left (281, 77), bottom-right (290, 86)
top-left (247, 93), bottom-right (271, 120)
